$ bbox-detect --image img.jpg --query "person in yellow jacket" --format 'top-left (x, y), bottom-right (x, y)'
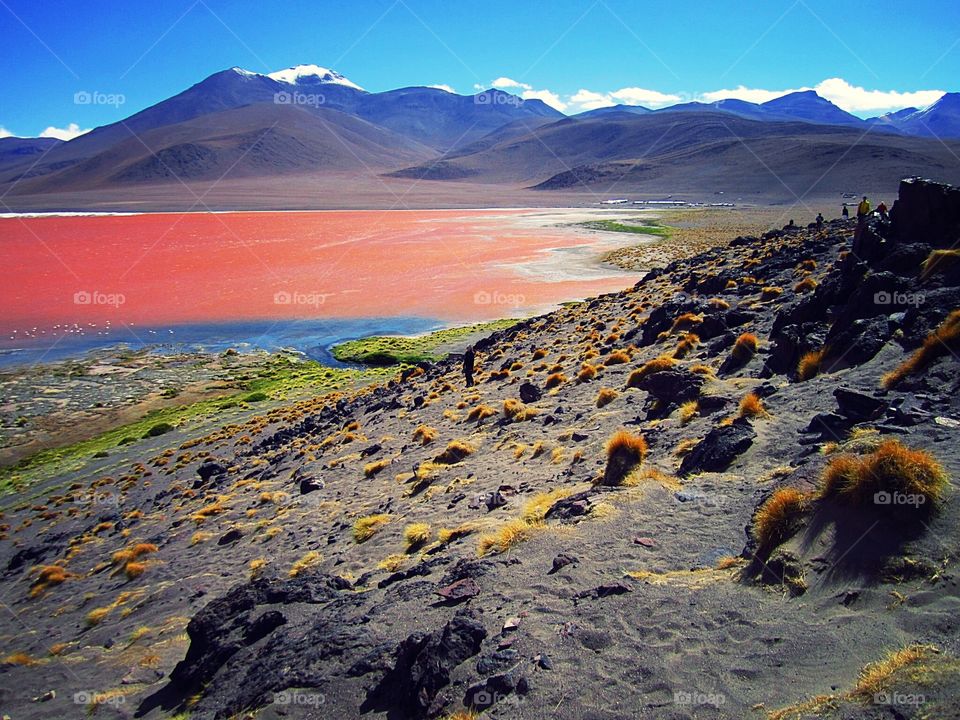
top-left (857, 195), bottom-right (871, 218)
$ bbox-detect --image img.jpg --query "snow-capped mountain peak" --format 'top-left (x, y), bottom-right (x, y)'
top-left (266, 64), bottom-right (364, 91)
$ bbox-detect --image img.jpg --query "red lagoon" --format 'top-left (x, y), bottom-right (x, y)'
top-left (0, 209), bottom-right (639, 336)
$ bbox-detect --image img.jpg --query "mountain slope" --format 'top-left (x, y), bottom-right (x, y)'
top-left (0, 137), bottom-right (62, 174)
top-left (8, 104), bottom-right (437, 193)
top-left (352, 87), bottom-right (563, 150)
top-left (894, 92), bottom-right (960, 138)
top-left (388, 111), bottom-right (960, 195)
top-left (761, 90), bottom-right (865, 127)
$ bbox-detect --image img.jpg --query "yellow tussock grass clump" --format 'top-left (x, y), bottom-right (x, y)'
top-left (544, 372), bottom-right (568, 389)
top-left (626, 356), bottom-right (676, 387)
top-left (760, 286), bottom-right (783, 301)
top-left (249, 558), bottom-right (267, 579)
top-left (797, 348), bottom-right (827, 381)
top-left (403, 522), bottom-right (432, 551)
top-left (601, 430), bottom-right (648, 486)
top-left (577, 364), bottom-right (598, 382)
top-left (289, 551), bottom-right (323, 578)
top-left (738, 392), bottom-right (768, 418)
top-left (434, 439), bottom-right (475, 464)
top-left (921, 248), bottom-right (960, 280)
top-left (818, 439), bottom-right (947, 507)
top-left (437, 522), bottom-right (478, 544)
top-left (794, 277), bottom-right (818, 293)
top-left (673, 333), bottom-right (700, 359)
top-left (466, 404), bottom-right (498, 422)
top-left (353, 514), bottom-right (392, 543)
top-left (603, 350), bottom-right (631, 366)
top-left (670, 312), bottom-right (703, 333)
top-left (752, 487), bottom-right (808, 551)
top-left (730, 332), bottom-right (758, 363)
top-left (503, 398), bottom-right (538, 421)
top-left (412, 424), bottom-right (438, 445)
top-left (364, 458), bottom-right (391, 477)
top-left (882, 309), bottom-right (960, 388)
top-left (596, 387), bottom-right (618, 408)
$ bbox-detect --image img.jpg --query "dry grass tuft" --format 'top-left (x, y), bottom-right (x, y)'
top-left (603, 350), bottom-right (631, 366)
top-left (577, 363), bottom-right (598, 382)
top-left (818, 439), bottom-right (947, 507)
top-left (289, 550), bottom-right (323, 578)
top-left (794, 277), bottom-right (818, 293)
top-left (434, 439), bottom-right (475, 464)
top-left (503, 398), bottom-right (538, 421)
top-left (921, 248), bottom-right (960, 280)
top-left (673, 333), bottom-right (700, 359)
top-left (882, 309), bottom-right (960, 388)
top-left (2, 652), bottom-right (37, 665)
top-left (752, 488), bottom-right (808, 551)
top-left (29, 565), bottom-right (77, 598)
top-left (544, 372), bottom-right (568, 389)
top-left (797, 348), bottom-right (827, 381)
top-left (437, 522), bottom-right (478, 545)
top-left (601, 430), bottom-right (648, 486)
top-left (730, 332), bottom-right (758, 363)
top-left (412, 424), bottom-right (438, 445)
top-left (678, 400), bottom-right (699, 424)
top-left (596, 387), bottom-right (618, 408)
top-left (403, 522), bottom-right (432, 552)
top-left (738, 392), bottom-right (768, 418)
top-left (353, 514), bottom-right (392, 543)
top-left (760, 286), bottom-right (783, 301)
top-left (626, 355), bottom-right (676, 387)
top-left (670, 312), bottom-right (703, 333)
top-left (477, 518), bottom-right (535, 556)
top-left (364, 458), bottom-right (391, 477)
top-left (466, 404), bottom-right (498, 422)
top-left (249, 558), bottom-right (267, 580)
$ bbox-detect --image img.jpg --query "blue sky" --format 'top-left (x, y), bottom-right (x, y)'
top-left (1, 0), bottom-right (957, 138)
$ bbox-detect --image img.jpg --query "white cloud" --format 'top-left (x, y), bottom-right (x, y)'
top-left (814, 78), bottom-right (944, 113)
top-left (0, 126), bottom-right (13, 138)
top-left (697, 78), bottom-right (944, 114)
top-left (699, 85), bottom-right (801, 105)
top-left (39, 123), bottom-right (90, 141)
top-left (611, 87), bottom-right (683, 107)
top-left (521, 89), bottom-right (567, 112)
top-left (491, 76), bottom-right (532, 91)
top-left (428, 84), bottom-right (456, 94)
top-left (569, 89), bottom-right (615, 111)
top-left (568, 87), bottom-right (683, 113)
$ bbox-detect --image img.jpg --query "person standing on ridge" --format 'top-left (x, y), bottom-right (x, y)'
top-left (816, 213), bottom-right (824, 231)
top-left (857, 195), bottom-right (871, 219)
top-left (463, 345), bottom-right (476, 388)
top-left (877, 201), bottom-right (889, 221)
top-left (842, 204), bottom-right (849, 219)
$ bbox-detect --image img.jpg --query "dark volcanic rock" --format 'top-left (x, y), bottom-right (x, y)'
top-left (196, 459), bottom-right (228, 483)
top-left (436, 577), bottom-right (481, 603)
top-left (362, 608), bottom-right (487, 717)
top-left (519, 381), bottom-right (541, 403)
top-left (679, 418), bottom-right (756, 476)
top-left (544, 490), bottom-right (594, 521)
top-left (891, 177), bottom-right (960, 248)
top-left (139, 573), bottom-right (359, 718)
top-left (834, 387), bottom-right (887, 421)
top-left (635, 368), bottom-right (704, 402)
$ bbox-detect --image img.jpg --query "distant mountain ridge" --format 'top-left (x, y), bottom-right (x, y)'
top-left (1, 65), bottom-right (957, 203)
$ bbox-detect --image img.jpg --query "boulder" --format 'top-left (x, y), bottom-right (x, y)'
top-left (362, 609), bottom-right (487, 717)
top-left (679, 418), bottom-right (756, 476)
top-left (834, 388), bottom-right (887, 421)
